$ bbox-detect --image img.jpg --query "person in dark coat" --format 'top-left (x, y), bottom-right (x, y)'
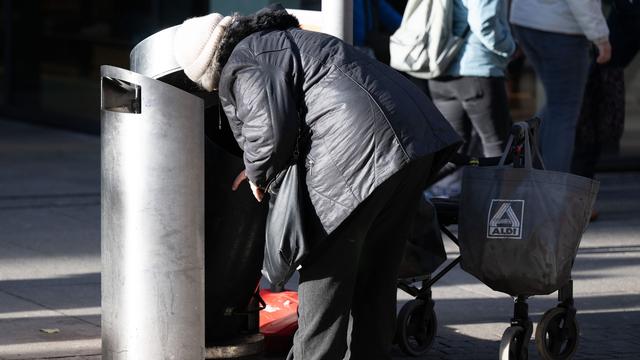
top-left (174, 5), bottom-right (460, 359)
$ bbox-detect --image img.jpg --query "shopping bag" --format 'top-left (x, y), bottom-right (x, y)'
top-left (458, 121), bottom-right (599, 296)
top-left (262, 161), bottom-right (310, 288)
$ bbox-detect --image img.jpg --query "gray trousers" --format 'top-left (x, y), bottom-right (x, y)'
top-left (287, 156), bottom-right (433, 360)
top-left (428, 76), bottom-right (512, 158)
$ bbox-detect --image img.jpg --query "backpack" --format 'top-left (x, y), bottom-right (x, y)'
top-left (389, 0), bottom-right (469, 79)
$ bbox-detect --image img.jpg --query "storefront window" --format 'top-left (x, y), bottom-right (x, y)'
top-left (0, 0), bottom-right (207, 132)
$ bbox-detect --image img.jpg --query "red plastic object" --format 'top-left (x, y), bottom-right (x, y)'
top-left (259, 289), bottom-right (299, 355)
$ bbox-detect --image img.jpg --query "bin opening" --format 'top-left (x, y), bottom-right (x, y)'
top-left (102, 77), bottom-right (141, 114)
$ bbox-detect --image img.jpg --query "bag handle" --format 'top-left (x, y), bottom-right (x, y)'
top-left (498, 119), bottom-right (546, 170)
top-left (523, 124), bottom-right (533, 169)
top-left (498, 133), bottom-right (514, 167)
top-left (530, 123), bottom-right (546, 169)
top-left (523, 121), bottom-right (547, 170)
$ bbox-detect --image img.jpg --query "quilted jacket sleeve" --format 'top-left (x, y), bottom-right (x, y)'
top-left (219, 47), bottom-right (300, 189)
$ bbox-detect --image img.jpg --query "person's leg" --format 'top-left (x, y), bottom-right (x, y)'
top-left (428, 78), bottom-right (468, 198)
top-left (349, 157), bottom-right (433, 359)
top-left (571, 65), bottom-right (600, 178)
top-left (287, 212), bottom-right (371, 360)
top-left (538, 34), bottom-right (591, 172)
top-left (513, 26), bottom-right (591, 172)
top-left (512, 25), bottom-right (546, 81)
top-left (512, 25), bottom-right (548, 127)
top-left (571, 138), bottom-right (600, 178)
top-left (594, 66), bottom-right (626, 162)
top-left (428, 78), bottom-right (468, 139)
top-left (287, 163), bottom-right (415, 360)
top-left (458, 77), bottom-right (512, 157)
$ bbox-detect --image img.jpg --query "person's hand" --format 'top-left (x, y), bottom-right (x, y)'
top-left (594, 38), bottom-right (611, 64)
top-left (232, 169), bottom-right (264, 202)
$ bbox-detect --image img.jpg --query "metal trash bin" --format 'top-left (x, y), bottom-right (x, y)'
top-left (101, 25), bottom-right (267, 360)
top-left (101, 63), bottom-right (205, 359)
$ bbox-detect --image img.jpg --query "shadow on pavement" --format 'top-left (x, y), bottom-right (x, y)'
top-left (0, 273), bottom-right (100, 315)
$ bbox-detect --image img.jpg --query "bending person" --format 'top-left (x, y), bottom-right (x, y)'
top-left (174, 5), bottom-right (460, 360)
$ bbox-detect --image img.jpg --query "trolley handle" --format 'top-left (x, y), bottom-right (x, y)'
top-left (447, 153), bottom-right (504, 167)
top-left (433, 153), bottom-right (503, 182)
top-left (510, 117), bottom-right (541, 137)
top-left (449, 117), bottom-right (541, 167)
top-left (435, 118), bottom-right (541, 183)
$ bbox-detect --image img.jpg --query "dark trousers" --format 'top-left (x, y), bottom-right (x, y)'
top-left (287, 156), bottom-right (433, 360)
top-left (513, 25), bottom-right (591, 172)
top-left (571, 140), bottom-right (601, 179)
top-left (571, 65), bottom-right (626, 179)
top-left (428, 76), bottom-right (511, 157)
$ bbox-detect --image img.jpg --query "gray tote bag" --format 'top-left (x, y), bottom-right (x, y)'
top-left (458, 122), bottom-right (599, 296)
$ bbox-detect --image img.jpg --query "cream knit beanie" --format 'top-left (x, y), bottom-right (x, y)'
top-left (174, 13), bottom-right (234, 91)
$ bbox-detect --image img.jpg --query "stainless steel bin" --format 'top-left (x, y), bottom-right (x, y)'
top-left (102, 24), bottom-right (266, 360)
top-left (101, 62), bottom-right (205, 360)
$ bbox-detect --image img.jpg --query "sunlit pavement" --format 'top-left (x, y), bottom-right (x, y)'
top-left (0, 118), bottom-right (638, 360)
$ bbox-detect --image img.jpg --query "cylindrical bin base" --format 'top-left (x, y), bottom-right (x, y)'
top-left (101, 65), bottom-right (205, 360)
top-left (205, 334), bottom-right (265, 359)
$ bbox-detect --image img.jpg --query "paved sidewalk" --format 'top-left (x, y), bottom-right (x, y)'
top-left (0, 118), bottom-right (639, 359)
top-left (0, 119), bottom-right (101, 360)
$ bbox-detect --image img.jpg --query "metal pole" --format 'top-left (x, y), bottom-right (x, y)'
top-left (321, 0), bottom-right (353, 44)
top-left (101, 64), bottom-right (205, 360)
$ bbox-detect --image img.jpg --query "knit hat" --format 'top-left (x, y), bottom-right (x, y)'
top-left (174, 13), bottom-right (234, 91)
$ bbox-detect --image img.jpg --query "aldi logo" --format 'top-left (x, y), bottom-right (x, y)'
top-left (487, 199), bottom-right (524, 239)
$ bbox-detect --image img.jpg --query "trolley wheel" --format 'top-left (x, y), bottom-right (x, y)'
top-left (500, 326), bottom-right (529, 360)
top-left (396, 299), bottom-right (437, 357)
top-left (535, 307), bottom-right (579, 360)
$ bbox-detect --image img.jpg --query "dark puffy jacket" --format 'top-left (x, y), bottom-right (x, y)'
top-left (218, 14), bottom-right (460, 235)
